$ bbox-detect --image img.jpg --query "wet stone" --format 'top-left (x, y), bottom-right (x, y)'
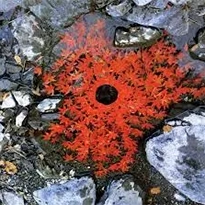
top-left (0, 58), bottom-right (6, 76)
top-left (0, 132), bottom-right (10, 153)
top-left (21, 68), bottom-right (34, 87)
top-left (97, 175), bottom-right (143, 205)
top-left (5, 62), bottom-right (22, 73)
top-left (9, 73), bottom-right (21, 81)
top-left (149, 0), bottom-right (169, 9)
top-left (169, 0), bottom-right (190, 4)
top-left (132, 0), bottom-right (153, 6)
top-left (37, 98), bottom-right (61, 113)
top-left (0, 0), bottom-right (23, 12)
top-left (0, 78), bottom-right (18, 91)
top-left (11, 13), bottom-right (46, 61)
top-left (0, 26), bottom-right (14, 56)
top-left (146, 108), bottom-right (205, 204)
top-left (114, 26), bottom-right (162, 47)
top-left (13, 91), bottom-right (32, 107)
top-left (125, 5), bottom-right (189, 36)
top-left (1, 91), bottom-right (32, 108)
top-left (1, 93), bottom-right (16, 109)
top-left (106, 0), bottom-right (133, 17)
top-left (0, 123), bottom-right (4, 132)
top-left (190, 28), bottom-right (205, 61)
top-left (107, 1), bottom-right (204, 37)
top-left (28, 0), bottom-right (91, 29)
top-left (41, 113), bottom-right (60, 121)
top-left (33, 176), bottom-right (96, 205)
top-left (171, 11), bottom-right (204, 50)
top-left (0, 191), bottom-right (24, 205)
top-left (16, 109), bottom-right (28, 127)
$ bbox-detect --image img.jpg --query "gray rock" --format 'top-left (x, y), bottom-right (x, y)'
top-left (28, 0), bottom-right (91, 29)
top-left (11, 13), bottom-right (46, 61)
top-left (149, 0), bottom-right (169, 9)
top-left (0, 0), bottom-right (23, 12)
top-left (106, 0), bottom-right (204, 37)
top-left (97, 175), bottom-right (143, 205)
top-left (195, 0), bottom-right (205, 16)
top-left (126, 5), bottom-right (189, 36)
top-left (0, 26), bottom-right (15, 56)
top-left (0, 191), bottom-right (24, 205)
top-left (5, 62), bottom-right (22, 73)
top-left (1, 93), bottom-right (16, 108)
top-left (41, 113), bottom-right (60, 121)
top-left (0, 133), bottom-right (5, 152)
top-left (0, 58), bottom-right (6, 76)
top-left (0, 123), bottom-right (4, 132)
top-left (0, 110), bottom-right (6, 122)
top-left (0, 79), bottom-right (18, 91)
top-left (9, 73), bottom-right (21, 81)
top-left (182, 112), bottom-right (205, 125)
top-left (33, 176), bottom-right (96, 205)
top-left (171, 11), bottom-right (204, 50)
top-left (0, 132), bottom-right (10, 153)
top-left (190, 28), bottom-right (205, 61)
top-left (21, 68), bottom-right (34, 86)
top-left (106, 0), bottom-right (133, 17)
top-left (13, 91), bottom-right (32, 107)
top-left (146, 110), bottom-right (205, 204)
top-left (132, 0), bottom-right (153, 6)
top-left (1, 91), bottom-right (32, 108)
top-left (114, 26), bottom-right (162, 47)
top-left (169, 0), bottom-right (191, 4)
top-left (16, 109), bottom-right (28, 127)
top-left (37, 98), bottom-right (61, 113)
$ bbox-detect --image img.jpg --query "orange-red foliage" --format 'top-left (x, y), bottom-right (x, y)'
top-left (39, 16), bottom-right (205, 176)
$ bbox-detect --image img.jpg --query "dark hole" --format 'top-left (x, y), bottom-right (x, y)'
top-left (95, 84), bottom-right (118, 105)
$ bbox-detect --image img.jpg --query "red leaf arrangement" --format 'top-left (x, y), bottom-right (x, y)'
top-left (38, 16), bottom-right (205, 177)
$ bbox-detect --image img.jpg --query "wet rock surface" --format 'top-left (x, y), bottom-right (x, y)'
top-left (33, 177), bottom-right (96, 205)
top-left (36, 98), bottom-right (61, 113)
top-left (0, 79), bottom-right (18, 91)
top-left (27, 0), bottom-right (91, 29)
top-left (97, 175), bottom-right (143, 205)
top-left (0, 1), bottom-right (204, 205)
top-left (146, 107), bottom-right (205, 204)
top-left (106, 0), bottom-right (205, 37)
top-left (0, 191), bottom-right (24, 205)
top-left (11, 12), bottom-right (47, 61)
top-left (190, 28), bottom-right (205, 61)
top-left (133, 0), bottom-right (153, 6)
top-left (114, 26), bottom-right (162, 47)
top-left (106, 0), bottom-right (133, 17)
top-left (0, 0), bottom-right (23, 12)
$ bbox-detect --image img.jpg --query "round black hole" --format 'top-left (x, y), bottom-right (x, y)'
top-left (95, 84), bottom-right (118, 105)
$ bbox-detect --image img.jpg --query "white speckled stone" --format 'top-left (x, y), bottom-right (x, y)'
top-left (132, 0), bottom-right (153, 6)
top-left (37, 98), bottom-right (61, 113)
top-left (146, 112), bottom-right (205, 204)
top-left (33, 177), bottom-right (96, 205)
top-left (0, 191), bottom-right (24, 205)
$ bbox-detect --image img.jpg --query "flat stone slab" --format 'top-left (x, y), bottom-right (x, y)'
top-left (97, 175), bottom-right (143, 205)
top-left (33, 176), bottom-right (96, 205)
top-left (146, 109), bottom-right (205, 204)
